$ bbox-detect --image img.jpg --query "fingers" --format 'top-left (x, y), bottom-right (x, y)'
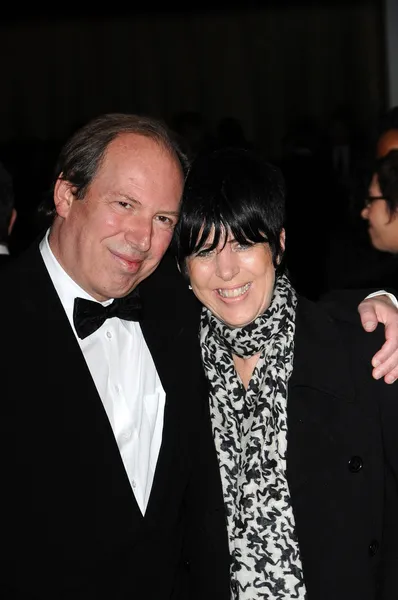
top-left (357, 301), bottom-right (382, 332)
top-left (372, 337), bottom-right (398, 383)
top-left (357, 294), bottom-right (398, 383)
top-left (373, 360), bottom-right (398, 384)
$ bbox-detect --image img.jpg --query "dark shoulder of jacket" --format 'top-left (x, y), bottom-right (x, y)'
top-left (298, 294), bottom-right (386, 367)
top-left (317, 286), bottom-right (398, 325)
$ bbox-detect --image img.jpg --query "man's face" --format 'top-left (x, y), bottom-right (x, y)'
top-left (50, 133), bottom-right (184, 301)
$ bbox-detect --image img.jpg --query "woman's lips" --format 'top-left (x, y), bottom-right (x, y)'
top-left (216, 282), bottom-right (251, 299)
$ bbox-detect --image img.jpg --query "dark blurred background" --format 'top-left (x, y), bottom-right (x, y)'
top-left (1, 0), bottom-right (397, 299)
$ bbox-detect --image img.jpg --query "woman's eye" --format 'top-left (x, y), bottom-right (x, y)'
top-left (235, 242), bottom-right (252, 251)
top-left (196, 248), bottom-right (215, 258)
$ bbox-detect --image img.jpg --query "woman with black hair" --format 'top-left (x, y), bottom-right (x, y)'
top-left (174, 146), bottom-right (398, 600)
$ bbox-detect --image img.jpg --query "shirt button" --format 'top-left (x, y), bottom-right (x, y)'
top-left (106, 331), bottom-right (112, 339)
top-left (132, 480), bottom-right (137, 489)
top-left (120, 429), bottom-right (132, 443)
top-left (348, 456), bottom-right (363, 473)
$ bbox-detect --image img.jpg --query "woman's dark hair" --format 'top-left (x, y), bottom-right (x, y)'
top-left (173, 146), bottom-right (286, 277)
top-left (37, 112), bottom-right (188, 221)
top-left (376, 149), bottom-right (398, 217)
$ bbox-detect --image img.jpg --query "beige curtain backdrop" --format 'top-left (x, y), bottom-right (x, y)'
top-left (0, 2), bottom-right (386, 158)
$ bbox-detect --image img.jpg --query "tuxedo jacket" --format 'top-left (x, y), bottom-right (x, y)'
top-left (0, 252), bottom-right (12, 268)
top-left (0, 242), bottom-right (230, 600)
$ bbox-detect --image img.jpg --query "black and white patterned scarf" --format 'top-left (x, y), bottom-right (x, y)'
top-left (200, 274), bottom-right (306, 600)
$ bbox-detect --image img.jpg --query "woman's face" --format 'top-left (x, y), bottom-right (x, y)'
top-left (185, 227), bottom-right (284, 328)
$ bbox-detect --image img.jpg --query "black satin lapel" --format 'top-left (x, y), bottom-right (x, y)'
top-left (139, 295), bottom-right (205, 522)
top-left (22, 246), bottom-right (144, 523)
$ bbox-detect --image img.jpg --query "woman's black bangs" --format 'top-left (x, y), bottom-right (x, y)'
top-left (232, 225), bottom-right (268, 245)
top-left (190, 214), bottom-right (268, 255)
top-left (229, 199), bottom-right (270, 245)
top-left (191, 218), bottom-right (225, 253)
top-left (183, 182), bottom-right (272, 256)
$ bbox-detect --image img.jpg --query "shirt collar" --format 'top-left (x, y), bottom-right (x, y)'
top-left (39, 229), bottom-right (113, 332)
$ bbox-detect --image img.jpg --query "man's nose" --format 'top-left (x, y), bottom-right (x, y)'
top-left (125, 216), bottom-right (152, 252)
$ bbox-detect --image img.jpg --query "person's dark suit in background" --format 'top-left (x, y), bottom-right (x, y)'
top-left (0, 159), bottom-right (17, 266)
top-left (0, 113), bottom-right (230, 600)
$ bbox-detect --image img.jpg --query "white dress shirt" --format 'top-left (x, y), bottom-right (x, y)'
top-left (0, 243), bottom-right (10, 255)
top-left (40, 230), bottom-right (165, 515)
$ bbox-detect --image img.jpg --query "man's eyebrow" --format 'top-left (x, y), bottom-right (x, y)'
top-left (112, 193), bottom-right (180, 217)
top-left (159, 210), bottom-right (180, 217)
top-left (112, 192), bottom-right (140, 204)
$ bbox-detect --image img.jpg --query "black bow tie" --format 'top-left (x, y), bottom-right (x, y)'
top-left (73, 290), bottom-right (142, 339)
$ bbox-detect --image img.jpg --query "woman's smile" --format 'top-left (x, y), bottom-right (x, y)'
top-left (216, 283), bottom-right (251, 299)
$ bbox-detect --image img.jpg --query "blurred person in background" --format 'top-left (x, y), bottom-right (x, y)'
top-left (362, 149), bottom-right (398, 255)
top-left (0, 159), bottom-right (17, 266)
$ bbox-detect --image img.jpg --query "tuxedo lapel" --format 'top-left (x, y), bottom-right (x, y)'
top-left (138, 257), bottom-right (205, 522)
top-left (17, 243), bottom-right (144, 523)
top-left (139, 314), bottom-right (202, 522)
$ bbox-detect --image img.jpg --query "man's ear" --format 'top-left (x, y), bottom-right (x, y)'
top-left (54, 177), bottom-right (75, 218)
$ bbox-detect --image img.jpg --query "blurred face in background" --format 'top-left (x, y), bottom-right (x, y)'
top-left (376, 129), bottom-right (398, 159)
top-left (361, 174), bottom-right (398, 253)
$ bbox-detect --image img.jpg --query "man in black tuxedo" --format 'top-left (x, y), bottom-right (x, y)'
top-left (0, 159), bottom-right (17, 266)
top-left (0, 113), bottom-right (229, 599)
top-left (1, 112), bottom-right (398, 600)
